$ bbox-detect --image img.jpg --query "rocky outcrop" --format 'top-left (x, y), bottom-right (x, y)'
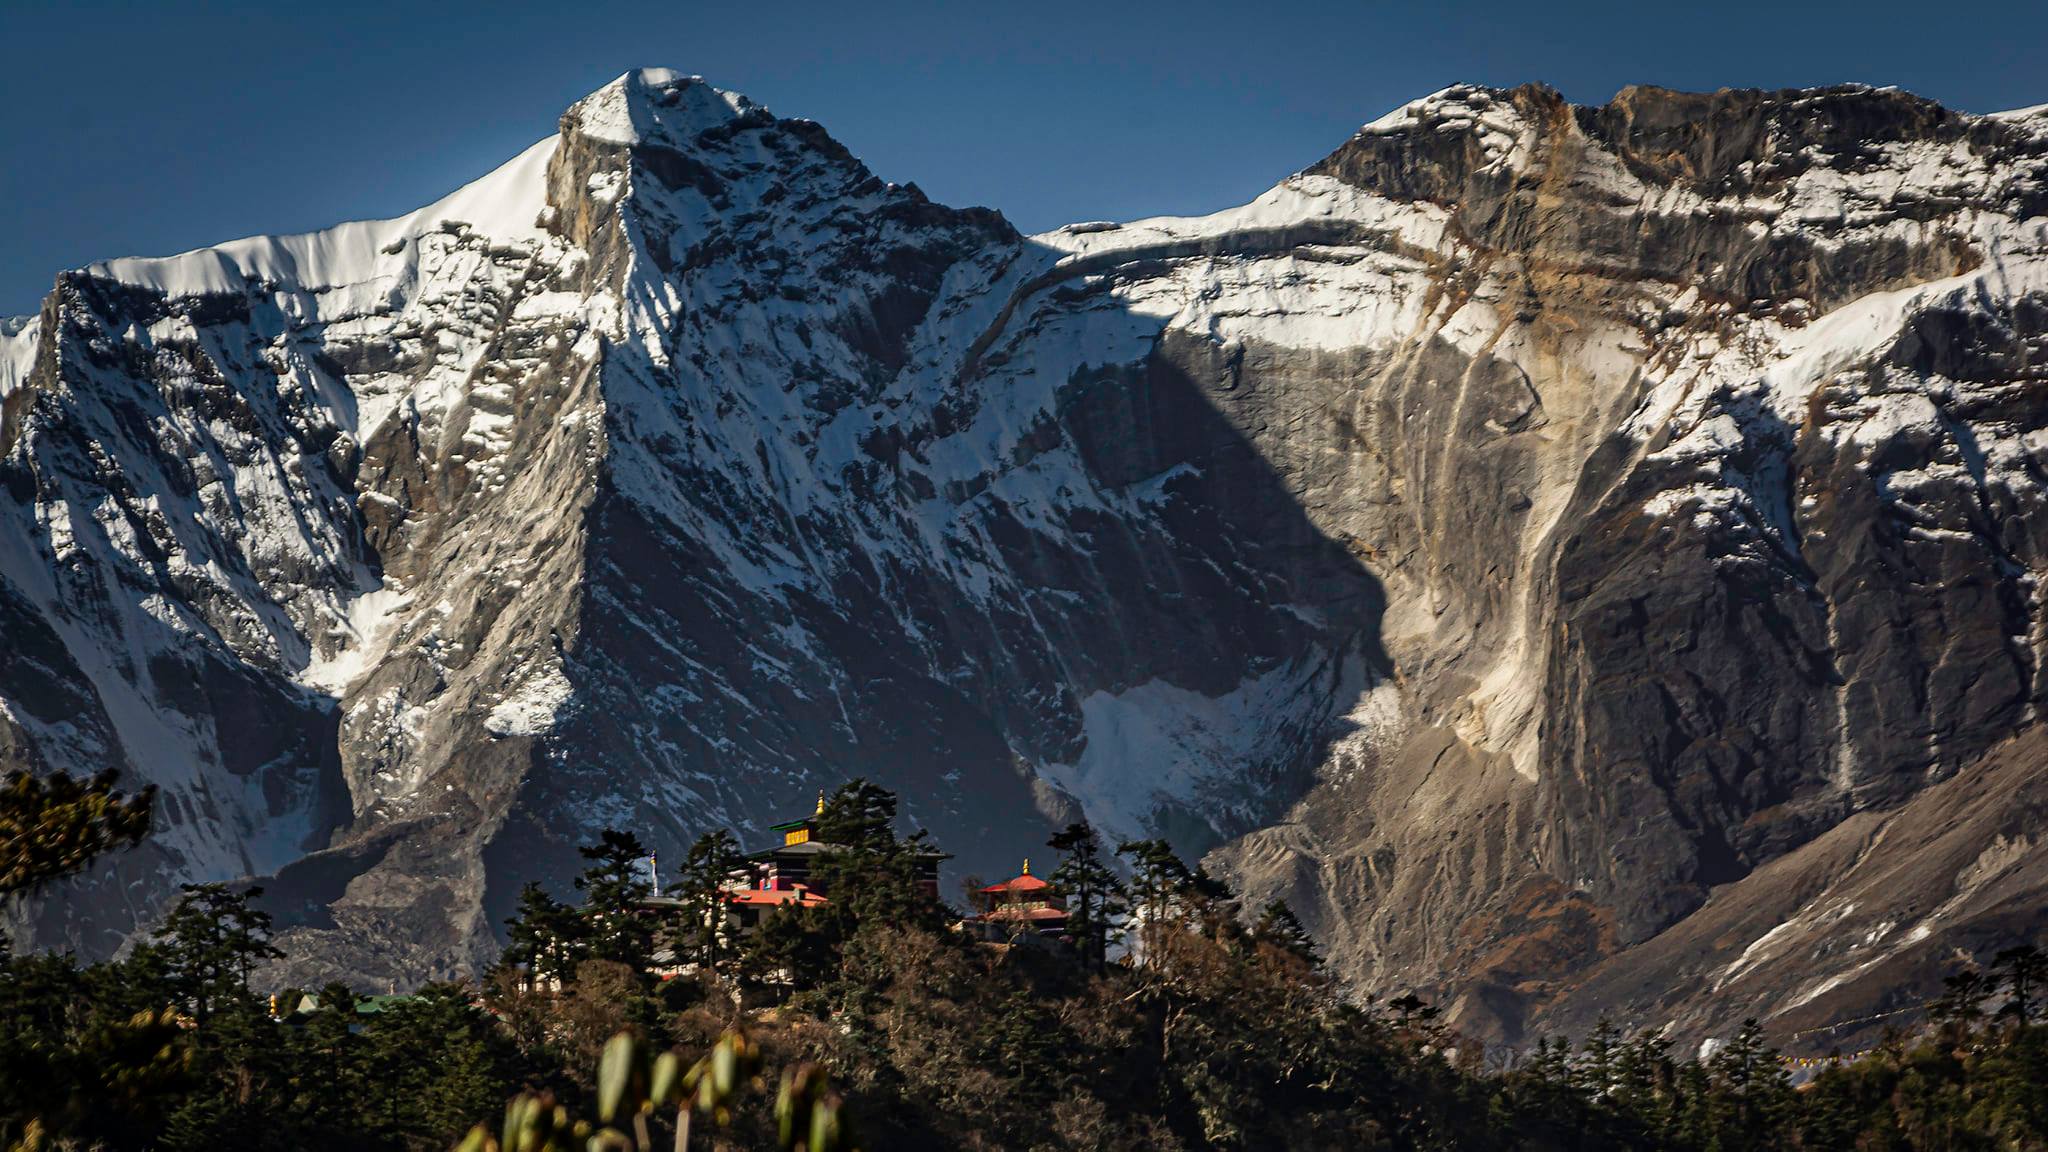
top-left (5, 71), bottom-right (2048, 1051)
top-left (1211, 83), bottom-right (2048, 1047)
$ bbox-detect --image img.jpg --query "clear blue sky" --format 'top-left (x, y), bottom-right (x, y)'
top-left (3, 0), bottom-right (2044, 316)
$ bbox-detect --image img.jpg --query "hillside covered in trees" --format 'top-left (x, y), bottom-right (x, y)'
top-left (3, 772), bottom-right (2048, 1151)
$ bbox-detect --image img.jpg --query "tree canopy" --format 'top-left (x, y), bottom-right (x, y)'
top-left (0, 768), bottom-right (153, 897)
top-left (5, 780), bottom-right (2048, 1151)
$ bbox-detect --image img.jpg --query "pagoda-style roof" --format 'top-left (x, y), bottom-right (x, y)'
top-left (981, 860), bottom-right (1052, 893)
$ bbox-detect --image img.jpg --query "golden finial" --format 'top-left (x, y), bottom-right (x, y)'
top-left (1021, 857), bottom-right (1030, 876)
top-left (815, 789), bottom-right (826, 817)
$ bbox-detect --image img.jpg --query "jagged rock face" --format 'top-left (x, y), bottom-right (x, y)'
top-left (1212, 83), bottom-right (2048, 1046)
top-left (5, 71), bottom-right (2048, 1049)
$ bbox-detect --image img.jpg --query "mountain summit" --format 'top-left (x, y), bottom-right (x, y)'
top-left (5, 70), bottom-right (2048, 1048)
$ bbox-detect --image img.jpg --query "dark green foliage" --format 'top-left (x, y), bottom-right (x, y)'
top-left (811, 779), bottom-right (898, 852)
top-left (1993, 943), bottom-right (2047, 1028)
top-left (0, 956), bottom-right (522, 1150)
top-left (135, 882), bottom-right (285, 1028)
top-left (574, 829), bottom-right (659, 972)
top-left (0, 768), bottom-right (153, 897)
top-left (1250, 899), bottom-right (1319, 969)
top-left (1115, 837), bottom-right (1192, 965)
top-left (0, 953), bottom-right (188, 1150)
top-left (1697, 1020), bottom-right (1796, 1151)
top-left (671, 830), bottom-right (746, 976)
top-left (344, 986), bottom-right (525, 1145)
top-left (9, 776), bottom-right (2048, 1151)
top-left (736, 779), bottom-right (950, 995)
top-left (499, 881), bottom-right (588, 990)
top-left (812, 779), bottom-right (947, 929)
top-left (1929, 966), bottom-right (1994, 1043)
top-left (739, 904), bottom-right (834, 992)
top-left (1047, 821), bottom-right (1124, 970)
top-left (976, 991), bottom-right (1063, 1100)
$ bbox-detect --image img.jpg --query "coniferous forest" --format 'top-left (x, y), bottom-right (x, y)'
top-left (4, 770), bottom-right (2048, 1151)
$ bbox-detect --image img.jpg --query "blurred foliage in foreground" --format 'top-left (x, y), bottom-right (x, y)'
top-left (0, 769), bottom-right (151, 900)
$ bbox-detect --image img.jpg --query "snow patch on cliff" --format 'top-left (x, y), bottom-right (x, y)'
top-left (1040, 657), bottom-right (1334, 845)
top-left (300, 585), bottom-right (413, 695)
top-left (486, 661), bottom-right (575, 737)
top-left (0, 315), bottom-right (36, 401)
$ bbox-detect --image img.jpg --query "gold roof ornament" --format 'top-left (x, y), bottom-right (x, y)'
top-left (815, 789), bottom-right (826, 817)
top-left (1021, 857), bottom-right (1030, 875)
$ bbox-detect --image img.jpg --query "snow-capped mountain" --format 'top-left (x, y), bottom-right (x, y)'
top-left (6, 70), bottom-right (2048, 1048)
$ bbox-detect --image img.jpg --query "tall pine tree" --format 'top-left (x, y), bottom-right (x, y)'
top-left (814, 778), bottom-right (899, 851)
top-left (670, 829), bottom-right (745, 977)
top-left (501, 880), bottom-right (588, 990)
top-left (574, 829), bottom-right (657, 973)
top-left (812, 780), bottom-right (945, 931)
top-left (1116, 839), bottom-right (1191, 969)
top-left (1047, 822), bottom-right (1125, 971)
top-left (136, 883), bottom-right (282, 1028)
top-left (1250, 899), bottom-right (1320, 970)
top-left (1994, 944), bottom-right (2047, 1028)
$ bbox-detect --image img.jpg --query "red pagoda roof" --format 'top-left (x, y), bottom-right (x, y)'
top-left (981, 859), bottom-right (1053, 893)
top-left (981, 874), bottom-right (1052, 893)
